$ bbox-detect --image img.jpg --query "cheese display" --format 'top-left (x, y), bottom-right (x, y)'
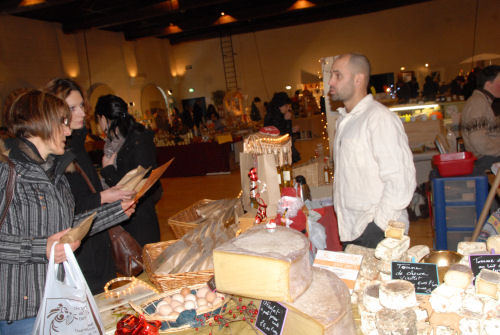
top-left (457, 241), bottom-right (487, 256)
top-left (443, 264), bottom-right (473, 289)
top-left (384, 220), bottom-right (406, 239)
top-left (487, 235), bottom-right (500, 253)
top-left (281, 267), bottom-right (356, 335)
top-left (430, 283), bottom-right (465, 313)
top-left (374, 236), bottom-right (410, 261)
top-left (379, 280), bottom-right (417, 310)
top-left (475, 269), bottom-right (500, 299)
top-left (375, 307), bottom-right (417, 335)
top-left (213, 225), bottom-right (312, 302)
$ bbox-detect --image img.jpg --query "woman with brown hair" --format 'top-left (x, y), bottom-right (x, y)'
top-left (0, 90), bottom-right (134, 334)
top-left (45, 78), bottom-right (135, 293)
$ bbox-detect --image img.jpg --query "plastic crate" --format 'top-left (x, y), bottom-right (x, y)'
top-left (432, 152), bottom-right (476, 177)
top-left (446, 230), bottom-right (472, 251)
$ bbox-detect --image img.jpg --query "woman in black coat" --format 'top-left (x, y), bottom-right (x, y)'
top-left (45, 78), bottom-right (135, 294)
top-left (264, 92), bottom-right (301, 163)
top-left (95, 94), bottom-right (161, 247)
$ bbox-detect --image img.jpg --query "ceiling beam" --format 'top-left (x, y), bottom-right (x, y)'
top-left (63, 0), bottom-right (233, 33)
top-left (0, 0), bottom-right (75, 14)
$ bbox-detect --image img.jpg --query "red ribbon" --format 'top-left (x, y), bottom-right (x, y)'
top-left (115, 314), bottom-right (161, 335)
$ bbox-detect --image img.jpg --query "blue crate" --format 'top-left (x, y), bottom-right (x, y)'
top-left (432, 175), bottom-right (488, 250)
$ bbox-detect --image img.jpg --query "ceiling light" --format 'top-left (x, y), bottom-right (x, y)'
top-left (285, 85), bottom-right (292, 90)
top-left (188, 88), bottom-right (194, 93)
top-left (425, 63), bottom-right (429, 68)
top-left (221, 12), bottom-right (225, 16)
top-left (400, 66), bottom-right (406, 71)
top-left (289, 1), bottom-right (315, 10)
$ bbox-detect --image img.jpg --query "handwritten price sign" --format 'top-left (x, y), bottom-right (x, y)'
top-left (255, 300), bottom-right (287, 335)
top-left (391, 261), bottom-right (439, 294)
top-left (469, 254), bottom-right (500, 278)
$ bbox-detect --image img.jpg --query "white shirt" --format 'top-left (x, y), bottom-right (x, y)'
top-left (333, 94), bottom-right (416, 241)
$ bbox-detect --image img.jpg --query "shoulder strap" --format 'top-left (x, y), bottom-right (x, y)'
top-left (74, 161), bottom-right (97, 194)
top-left (0, 156), bottom-right (16, 229)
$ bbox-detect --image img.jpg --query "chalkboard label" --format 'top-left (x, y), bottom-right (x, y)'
top-left (255, 300), bottom-right (287, 335)
top-left (391, 261), bottom-right (439, 294)
top-left (469, 254), bottom-right (500, 278)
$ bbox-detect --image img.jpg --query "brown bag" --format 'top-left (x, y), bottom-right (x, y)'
top-left (107, 225), bottom-right (144, 276)
top-left (74, 162), bottom-right (144, 276)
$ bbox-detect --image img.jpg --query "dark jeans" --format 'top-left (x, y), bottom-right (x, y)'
top-left (342, 221), bottom-right (385, 249)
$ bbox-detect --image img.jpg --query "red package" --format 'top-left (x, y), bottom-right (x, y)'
top-left (115, 314), bottom-right (161, 335)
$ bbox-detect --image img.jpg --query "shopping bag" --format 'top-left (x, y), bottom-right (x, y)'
top-left (33, 243), bottom-right (105, 335)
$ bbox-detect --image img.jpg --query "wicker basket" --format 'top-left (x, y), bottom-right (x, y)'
top-left (167, 199), bottom-right (213, 239)
top-left (130, 283), bottom-right (227, 333)
top-left (143, 240), bottom-right (214, 292)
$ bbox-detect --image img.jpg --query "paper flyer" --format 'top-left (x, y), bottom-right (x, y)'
top-left (313, 250), bottom-right (363, 292)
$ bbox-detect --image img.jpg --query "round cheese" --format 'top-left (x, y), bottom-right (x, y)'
top-left (362, 283), bottom-right (383, 313)
top-left (443, 264), bottom-right (473, 290)
top-left (486, 235), bottom-right (500, 254)
top-left (379, 280), bottom-right (417, 310)
top-left (375, 307), bottom-right (417, 335)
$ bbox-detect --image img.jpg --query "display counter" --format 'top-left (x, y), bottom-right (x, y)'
top-left (156, 142), bottom-right (232, 177)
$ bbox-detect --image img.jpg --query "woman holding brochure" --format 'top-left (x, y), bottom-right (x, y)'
top-left (0, 90), bottom-right (134, 334)
top-left (95, 94), bottom-right (161, 247)
top-left (45, 78), bottom-right (135, 293)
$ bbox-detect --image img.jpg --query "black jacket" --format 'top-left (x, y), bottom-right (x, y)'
top-left (101, 124), bottom-right (161, 246)
top-left (65, 128), bottom-right (116, 294)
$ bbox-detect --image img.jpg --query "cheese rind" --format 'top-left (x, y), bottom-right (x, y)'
top-left (430, 283), bottom-right (464, 313)
top-left (213, 226), bottom-right (312, 302)
top-left (384, 220), bottom-right (406, 239)
top-left (486, 235), bottom-right (500, 254)
top-left (362, 283), bottom-right (382, 313)
top-left (475, 268), bottom-right (500, 299)
top-left (375, 307), bottom-right (417, 335)
top-left (375, 236), bottom-right (410, 261)
top-left (457, 241), bottom-right (486, 256)
top-left (443, 263), bottom-right (473, 289)
top-left (379, 280), bottom-right (417, 310)
top-left (405, 245), bottom-right (430, 263)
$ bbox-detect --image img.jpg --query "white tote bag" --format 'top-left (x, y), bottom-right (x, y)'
top-left (32, 243), bottom-right (105, 335)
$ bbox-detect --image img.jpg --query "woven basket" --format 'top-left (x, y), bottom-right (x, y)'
top-left (143, 240), bottom-right (214, 292)
top-left (130, 283), bottom-right (227, 333)
top-left (167, 199), bottom-right (213, 239)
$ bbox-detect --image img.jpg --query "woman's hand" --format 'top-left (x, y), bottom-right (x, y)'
top-left (46, 229), bottom-right (81, 264)
top-left (102, 152), bottom-right (117, 167)
top-left (100, 186), bottom-right (136, 204)
top-left (284, 111), bottom-right (293, 120)
top-left (121, 199), bottom-right (136, 217)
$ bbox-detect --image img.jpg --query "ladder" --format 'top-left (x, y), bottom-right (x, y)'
top-left (220, 33), bottom-right (238, 91)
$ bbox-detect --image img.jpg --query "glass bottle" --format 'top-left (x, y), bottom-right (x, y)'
top-left (282, 156), bottom-right (292, 188)
top-left (323, 157), bottom-right (330, 184)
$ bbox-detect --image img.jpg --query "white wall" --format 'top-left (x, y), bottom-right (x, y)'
top-left (0, 0), bottom-right (499, 125)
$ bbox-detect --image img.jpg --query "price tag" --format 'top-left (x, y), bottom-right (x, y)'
top-left (469, 254), bottom-right (500, 278)
top-left (391, 261), bottom-right (439, 294)
top-left (255, 300), bottom-right (287, 335)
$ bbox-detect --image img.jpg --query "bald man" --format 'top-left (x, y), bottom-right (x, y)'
top-left (328, 53), bottom-right (416, 248)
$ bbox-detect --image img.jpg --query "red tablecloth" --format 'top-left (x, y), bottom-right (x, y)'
top-left (313, 206), bottom-right (342, 251)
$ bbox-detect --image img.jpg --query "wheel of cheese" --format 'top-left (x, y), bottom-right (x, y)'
top-left (443, 264), bottom-right (473, 289)
top-left (362, 283), bottom-right (382, 313)
top-left (213, 225), bottom-right (312, 302)
top-left (486, 235), bottom-right (500, 254)
top-left (379, 280), bottom-right (417, 310)
top-left (375, 236), bottom-right (410, 261)
top-left (375, 307), bottom-right (417, 335)
top-left (404, 245), bottom-right (430, 263)
top-left (429, 283), bottom-right (464, 313)
top-left (457, 241), bottom-right (486, 256)
top-left (475, 269), bottom-right (500, 299)
top-left (384, 221), bottom-right (406, 239)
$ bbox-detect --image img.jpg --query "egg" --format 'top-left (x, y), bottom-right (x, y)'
top-left (212, 297), bottom-right (223, 307)
top-left (184, 300), bottom-right (196, 310)
top-left (197, 298), bottom-right (207, 306)
top-left (169, 312), bottom-right (179, 319)
top-left (174, 305), bottom-right (185, 313)
top-left (157, 304), bottom-right (172, 316)
top-left (184, 294), bottom-right (196, 302)
top-left (171, 293), bottom-right (184, 303)
top-left (170, 300), bottom-right (182, 308)
top-left (162, 296), bottom-right (172, 304)
top-left (180, 287), bottom-right (191, 297)
top-left (196, 287), bottom-right (209, 298)
top-left (156, 300), bottom-right (169, 308)
top-left (205, 291), bottom-right (216, 303)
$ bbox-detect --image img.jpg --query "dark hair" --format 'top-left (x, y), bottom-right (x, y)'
top-left (270, 92), bottom-right (291, 108)
top-left (45, 78), bottom-right (85, 101)
top-left (478, 65), bottom-right (500, 89)
top-left (8, 90), bottom-right (70, 140)
top-left (253, 97), bottom-right (261, 103)
top-left (95, 94), bottom-right (138, 138)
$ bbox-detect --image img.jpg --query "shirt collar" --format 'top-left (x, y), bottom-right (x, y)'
top-left (337, 94), bottom-right (374, 117)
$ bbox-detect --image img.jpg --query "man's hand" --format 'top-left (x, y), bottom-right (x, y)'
top-left (121, 199), bottom-right (136, 217)
top-left (101, 186), bottom-right (136, 204)
top-left (46, 229), bottom-right (81, 264)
